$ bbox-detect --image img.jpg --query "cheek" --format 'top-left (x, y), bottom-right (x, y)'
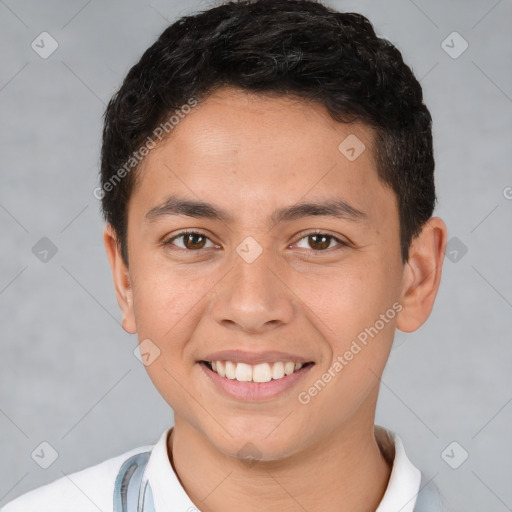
top-left (308, 261), bottom-right (401, 367)
top-left (130, 263), bottom-right (208, 351)
top-left (130, 268), bottom-right (207, 406)
top-left (302, 277), bottom-right (399, 423)
top-left (311, 262), bottom-right (396, 321)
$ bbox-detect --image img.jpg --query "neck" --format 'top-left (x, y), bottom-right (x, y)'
top-left (167, 411), bottom-right (392, 512)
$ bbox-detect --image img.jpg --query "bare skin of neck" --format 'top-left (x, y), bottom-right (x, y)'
top-left (167, 398), bottom-right (392, 512)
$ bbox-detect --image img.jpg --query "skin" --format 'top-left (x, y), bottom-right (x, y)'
top-left (104, 87), bottom-right (447, 512)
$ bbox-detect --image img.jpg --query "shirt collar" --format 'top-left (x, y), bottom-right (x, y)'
top-left (374, 425), bottom-right (422, 512)
top-left (145, 426), bottom-right (422, 512)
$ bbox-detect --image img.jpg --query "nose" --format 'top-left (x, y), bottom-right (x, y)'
top-left (209, 241), bottom-right (295, 334)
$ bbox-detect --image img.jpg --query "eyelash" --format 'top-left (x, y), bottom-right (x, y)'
top-left (162, 229), bottom-right (350, 254)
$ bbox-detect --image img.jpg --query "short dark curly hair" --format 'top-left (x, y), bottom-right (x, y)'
top-left (100, 0), bottom-right (436, 265)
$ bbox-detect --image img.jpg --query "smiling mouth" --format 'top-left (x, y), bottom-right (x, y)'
top-left (201, 360), bottom-right (314, 383)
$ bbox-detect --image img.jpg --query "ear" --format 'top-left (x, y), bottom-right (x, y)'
top-left (396, 217), bottom-right (448, 333)
top-left (103, 225), bottom-right (137, 334)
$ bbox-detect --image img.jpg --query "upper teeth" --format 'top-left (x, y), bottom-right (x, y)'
top-left (209, 361), bottom-right (304, 382)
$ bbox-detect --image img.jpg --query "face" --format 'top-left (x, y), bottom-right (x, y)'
top-left (105, 87), bottom-right (439, 461)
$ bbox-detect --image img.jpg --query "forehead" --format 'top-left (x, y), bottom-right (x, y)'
top-left (130, 87), bottom-right (396, 225)
top-left (152, 87), bottom-right (374, 166)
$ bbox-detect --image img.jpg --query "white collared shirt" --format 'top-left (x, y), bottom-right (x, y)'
top-left (1, 426), bottom-right (443, 512)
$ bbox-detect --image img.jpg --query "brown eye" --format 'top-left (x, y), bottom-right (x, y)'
top-left (294, 231), bottom-right (348, 252)
top-left (164, 231), bottom-right (215, 251)
top-left (308, 234), bottom-right (332, 250)
top-left (182, 233), bottom-right (207, 250)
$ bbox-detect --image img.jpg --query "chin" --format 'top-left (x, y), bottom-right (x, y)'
top-left (204, 421), bottom-right (303, 463)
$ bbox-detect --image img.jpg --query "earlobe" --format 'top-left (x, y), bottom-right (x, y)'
top-left (396, 217), bottom-right (447, 333)
top-left (103, 225), bottom-right (137, 334)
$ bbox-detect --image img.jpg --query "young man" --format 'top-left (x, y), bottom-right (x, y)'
top-left (2, 0), bottom-right (448, 510)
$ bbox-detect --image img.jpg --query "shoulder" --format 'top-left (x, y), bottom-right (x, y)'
top-left (414, 474), bottom-right (451, 512)
top-left (1, 444), bottom-right (153, 512)
top-left (374, 426), bottom-right (450, 512)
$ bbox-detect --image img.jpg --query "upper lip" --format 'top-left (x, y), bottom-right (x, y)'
top-left (200, 350), bottom-right (313, 365)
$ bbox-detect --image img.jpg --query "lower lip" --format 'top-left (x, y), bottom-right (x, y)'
top-left (199, 362), bottom-right (314, 401)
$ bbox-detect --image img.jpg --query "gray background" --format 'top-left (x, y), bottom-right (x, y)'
top-left (0, 0), bottom-right (511, 510)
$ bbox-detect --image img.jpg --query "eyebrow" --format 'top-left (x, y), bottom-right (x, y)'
top-left (145, 194), bottom-right (368, 226)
